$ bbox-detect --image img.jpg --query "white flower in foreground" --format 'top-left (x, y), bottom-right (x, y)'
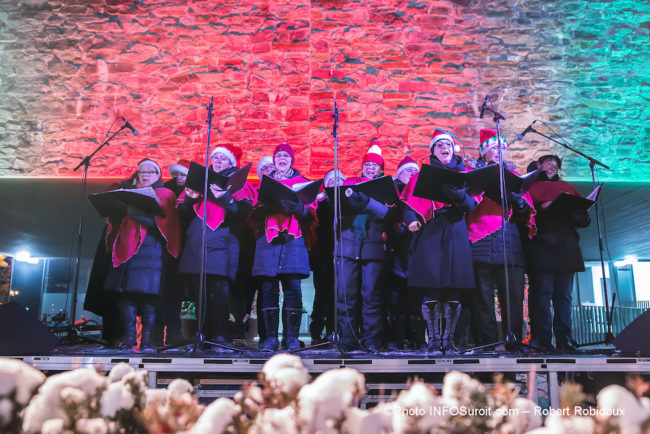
top-left (144, 388), bottom-right (169, 408)
top-left (297, 367), bottom-right (365, 434)
top-left (0, 358), bottom-right (46, 406)
top-left (22, 368), bottom-right (107, 433)
top-left (107, 363), bottom-right (134, 383)
top-left (167, 378), bottom-right (195, 400)
top-left (391, 381), bottom-right (444, 433)
top-left (0, 398), bottom-right (11, 426)
top-left (251, 406), bottom-right (299, 434)
top-left (189, 397), bottom-right (238, 434)
top-left (75, 417), bottom-right (108, 434)
top-left (100, 381), bottom-right (136, 418)
top-left (597, 384), bottom-right (650, 434)
top-left (441, 371), bottom-right (485, 407)
top-left (527, 413), bottom-right (595, 434)
top-left (41, 418), bottom-right (65, 434)
top-left (342, 406), bottom-right (393, 433)
top-left (262, 354), bottom-right (311, 398)
top-left (498, 397), bottom-right (542, 434)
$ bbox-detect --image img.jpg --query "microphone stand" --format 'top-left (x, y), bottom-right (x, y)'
top-left (59, 122), bottom-right (132, 346)
top-left (294, 102), bottom-right (343, 355)
top-left (524, 125), bottom-right (614, 347)
top-left (191, 98), bottom-right (244, 354)
top-left (462, 97), bottom-right (531, 354)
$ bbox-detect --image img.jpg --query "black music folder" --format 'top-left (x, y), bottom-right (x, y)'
top-left (258, 176), bottom-right (323, 209)
top-left (483, 168), bottom-right (542, 204)
top-left (88, 187), bottom-right (163, 218)
top-left (325, 175), bottom-right (399, 211)
top-left (413, 164), bottom-right (498, 202)
top-left (185, 161), bottom-right (252, 198)
top-left (546, 184), bottom-right (603, 218)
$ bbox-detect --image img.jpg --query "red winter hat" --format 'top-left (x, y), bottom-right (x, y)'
top-left (210, 144), bottom-right (241, 167)
top-left (362, 142), bottom-right (384, 169)
top-left (478, 129), bottom-right (508, 156)
top-left (429, 129), bottom-right (461, 153)
top-left (396, 155), bottom-right (419, 178)
top-left (169, 159), bottom-right (190, 176)
top-left (273, 141), bottom-right (295, 166)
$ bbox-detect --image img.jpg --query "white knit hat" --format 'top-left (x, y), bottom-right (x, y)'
top-left (210, 145), bottom-right (238, 167)
top-left (256, 156), bottom-right (274, 178)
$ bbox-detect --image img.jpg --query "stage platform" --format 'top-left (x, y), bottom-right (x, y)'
top-left (8, 344), bottom-right (649, 409)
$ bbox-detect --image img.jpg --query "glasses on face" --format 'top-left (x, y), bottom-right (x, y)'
top-left (211, 154), bottom-right (230, 163)
top-left (137, 170), bottom-right (158, 176)
top-left (435, 141), bottom-right (453, 149)
top-left (275, 152), bottom-right (291, 160)
top-left (363, 162), bottom-right (380, 169)
top-left (401, 168), bottom-right (418, 176)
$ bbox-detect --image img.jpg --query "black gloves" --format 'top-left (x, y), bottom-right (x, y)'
top-left (441, 184), bottom-right (466, 204)
top-left (347, 191), bottom-right (370, 211)
top-left (280, 199), bottom-right (309, 218)
top-left (508, 191), bottom-right (528, 213)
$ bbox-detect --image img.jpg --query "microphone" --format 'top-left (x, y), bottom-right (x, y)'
top-left (479, 95), bottom-right (489, 119)
top-left (516, 120), bottom-right (537, 141)
top-left (121, 117), bottom-right (139, 136)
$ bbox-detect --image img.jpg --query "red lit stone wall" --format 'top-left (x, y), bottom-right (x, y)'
top-left (0, 0), bottom-right (648, 180)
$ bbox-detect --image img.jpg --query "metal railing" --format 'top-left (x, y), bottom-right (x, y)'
top-left (572, 305), bottom-right (648, 345)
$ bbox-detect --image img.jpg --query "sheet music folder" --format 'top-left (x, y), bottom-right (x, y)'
top-left (88, 187), bottom-right (163, 218)
top-left (546, 184), bottom-right (603, 218)
top-left (185, 161), bottom-right (251, 199)
top-left (325, 175), bottom-right (399, 212)
top-left (413, 164), bottom-right (498, 202)
top-left (257, 176), bottom-right (323, 208)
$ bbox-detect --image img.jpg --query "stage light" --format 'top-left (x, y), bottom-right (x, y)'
top-left (14, 250), bottom-right (39, 264)
top-left (614, 256), bottom-right (638, 268)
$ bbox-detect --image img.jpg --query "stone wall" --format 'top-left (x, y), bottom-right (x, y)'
top-left (0, 0), bottom-right (648, 180)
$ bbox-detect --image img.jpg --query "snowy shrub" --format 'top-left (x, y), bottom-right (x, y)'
top-left (0, 358), bottom-right (45, 432)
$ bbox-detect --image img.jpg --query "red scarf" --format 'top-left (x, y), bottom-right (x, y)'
top-left (178, 182), bottom-right (258, 231)
top-left (399, 172), bottom-right (451, 223)
top-left (528, 180), bottom-right (582, 203)
top-left (106, 187), bottom-right (181, 267)
top-left (466, 192), bottom-right (536, 243)
top-left (264, 176), bottom-right (317, 243)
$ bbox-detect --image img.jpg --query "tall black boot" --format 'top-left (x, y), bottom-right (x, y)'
top-left (260, 307), bottom-right (279, 352)
top-left (422, 301), bottom-right (442, 356)
top-left (284, 308), bottom-right (302, 351)
top-left (386, 314), bottom-right (406, 351)
top-left (208, 279), bottom-right (230, 348)
top-left (442, 301), bottom-right (462, 355)
top-left (118, 301), bottom-right (138, 351)
top-left (140, 303), bottom-right (157, 352)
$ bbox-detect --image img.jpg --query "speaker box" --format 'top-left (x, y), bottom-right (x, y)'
top-left (0, 302), bottom-right (58, 355)
top-left (613, 309), bottom-right (650, 355)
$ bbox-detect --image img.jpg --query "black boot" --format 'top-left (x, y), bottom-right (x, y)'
top-left (309, 318), bottom-right (324, 343)
top-left (207, 280), bottom-right (231, 351)
top-left (407, 315), bottom-right (426, 350)
top-left (140, 304), bottom-right (157, 352)
top-left (118, 302), bottom-right (138, 351)
top-left (442, 302), bottom-right (462, 355)
top-left (284, 308), bottom-right (302, 351)
top-left (422, 301), bottom-right (442, 356)
top-left (386, 314), bottom-right (406, 351)
top-left (260, 308), bottom-right (279, 352)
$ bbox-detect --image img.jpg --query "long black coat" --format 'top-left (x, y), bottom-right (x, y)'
top-left (403, 155), bottom-right (477, 290)
top-left (526, 207), bottom-right (586, 274)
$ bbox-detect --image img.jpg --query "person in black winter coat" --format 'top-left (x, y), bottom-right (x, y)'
top-left (384, 156), bottom-right (424, 351)
top-left (177, 145), bottom-right (255, 349)
top-left (526, 154), bottom-right (590, 352)
top-left (466, 130), bottom-right (536, 346)
top-left (251, 142), bottom-right (315, 352)
top-left (336, 143), bottom-right (397, 353)
top-left (401, 130), bottom-right (477, 355)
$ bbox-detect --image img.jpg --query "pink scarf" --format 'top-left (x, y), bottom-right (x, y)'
top-left (264, 176), bottom-right (317, 243)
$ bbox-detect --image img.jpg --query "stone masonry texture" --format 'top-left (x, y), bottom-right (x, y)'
top-left (0, 0), bottom-right (648, 181)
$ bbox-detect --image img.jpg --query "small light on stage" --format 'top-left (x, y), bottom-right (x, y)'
top-left (614, 256), bottom-right (638, 268)
top-left (14, 250), bottom-right (39, 264)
